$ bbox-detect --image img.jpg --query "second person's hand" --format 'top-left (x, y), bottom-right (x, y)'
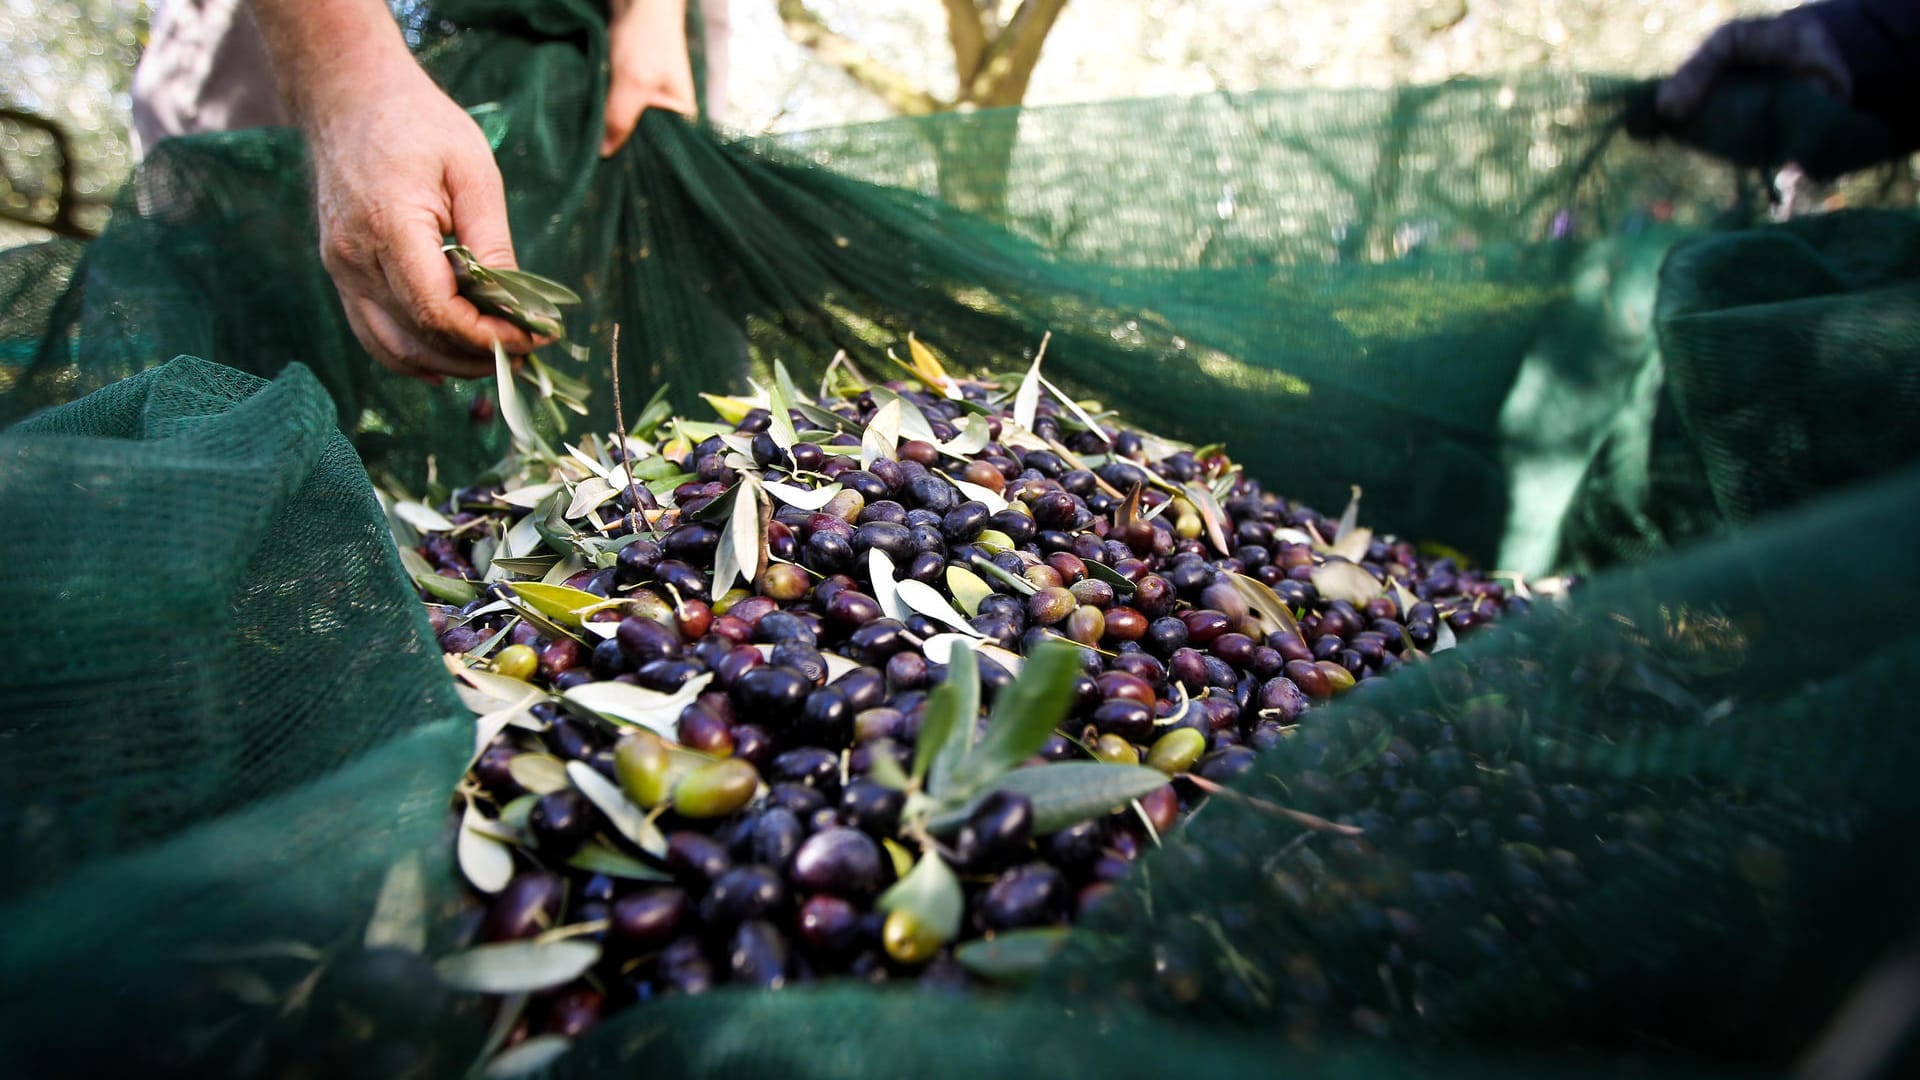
top-left (602, 0), bottom-right (698, 157)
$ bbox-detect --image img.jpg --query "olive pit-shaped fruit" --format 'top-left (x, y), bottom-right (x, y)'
top-left (790, 827), bottom-right (884, 896)
top-left (671, 758), bottom-right (760, 818)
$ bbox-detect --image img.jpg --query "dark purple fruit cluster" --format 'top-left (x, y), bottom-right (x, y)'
top-left (417, 371), bottom-right (1533, 1052)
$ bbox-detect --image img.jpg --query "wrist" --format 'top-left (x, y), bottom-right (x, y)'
top-left (249, 0), bottom-right (422, 136)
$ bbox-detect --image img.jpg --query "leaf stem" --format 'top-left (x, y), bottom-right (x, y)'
top-left (1179, 774), bottom-right (1365, 836)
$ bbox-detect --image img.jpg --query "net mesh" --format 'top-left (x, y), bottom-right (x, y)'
top-left (2, 2), bottom-right (1918, 1076)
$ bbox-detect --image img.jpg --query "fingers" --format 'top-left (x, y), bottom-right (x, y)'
top-left (602, 70), bottom-right (649, 158)
top-left (377, 175), bottom-right (542, 360)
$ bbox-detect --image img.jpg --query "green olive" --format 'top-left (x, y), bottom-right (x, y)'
top-left (613, 731), bottom-right (673, 808)
top-left (670, 758), bottom-right (760, 818)
top-left (492, 643), bottom-right (538, 681)
top-left (1316, 660), bottom-right (1357, 695)
top-left (1092, 734), bottom-right (1140, 765)
top-left (1146, 728), bottom-right (1206, 774)
top-left (882, 909), bottom-right (945, 964)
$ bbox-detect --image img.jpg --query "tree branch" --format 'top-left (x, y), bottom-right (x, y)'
top-left (0, 108), bottom-right (96, 239)
top-left (774, 0), bottom-right (947, 116)
top-left (968, 0), bottom-right (1069, 107)
top-left (942, 0), bottom-right (989, 86)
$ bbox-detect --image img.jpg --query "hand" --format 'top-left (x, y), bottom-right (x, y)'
top-left (307, 62), bottom-right (545, 381)
top-left (1658, 10), bottom-right (1852, 121)
top-left (602, 0), bottom-right (697, 157)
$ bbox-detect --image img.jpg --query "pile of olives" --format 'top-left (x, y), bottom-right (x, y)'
top-left (416, 369), bottom-right (1538, 1051)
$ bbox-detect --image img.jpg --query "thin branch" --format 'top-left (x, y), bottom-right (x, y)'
top-left (774, 0), bottom-right (948, 116)
top-left (0, 107), bottom-right (96, 239)
top-left (941, 0), bottom-right (990, 86)
top-left (966, 0), bottom-right (1069, 107)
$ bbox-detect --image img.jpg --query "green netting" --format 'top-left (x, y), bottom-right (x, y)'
top-left (3, 1), bottom-right (1920, 1077)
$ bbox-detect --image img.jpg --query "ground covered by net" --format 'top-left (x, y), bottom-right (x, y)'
top-left (2, 1), bottom-right (1918, 1076)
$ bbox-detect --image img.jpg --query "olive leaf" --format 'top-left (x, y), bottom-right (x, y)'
top-left (762, 479), bottom-right (843, 511)
top-left (876, 851), bottom-right (963, 947)
top-left (459, 804), bottom-right (515, 894)
top-left (483, 1035), bottom-right (573, 1080)
top-left (1038, 372), bottom-right (1112, 445)
top-left (906, 333), bottom-right (961, 398)
top-left (507, 753), bottom-right (571, 795)
top-left (942, 471), bottom-right (1010, 513)
top-left (920, 639), bottom-right (979, 796)
top-left (794, 401), bottom-right (851, 433)
top-left (365, 854), bottom-right (429, 953)
top-left (1227, 571), bottom-right (1302, 642)
top-left (946, 565), bottom-right (994, 617)
top-left (935, 415), bottom-right (991, 457)
top-left (564, 477), bottom-right (618, 521)
top-left (448, 657), bottom-right (547, 714)
top-left (865, 740), bottom-right (911, 791)
top-left (563, 673), bottom-right (715, 738)
top-left (399, 546), bottom-right (479, 605)
top-left (566, 761), bottom-right (667, 857)
top-left (966, 553), bottom-right (1038, 597)
top-left (507, 582), bottom-right (603, 627)
top-left (954, 927), bottom-right (1069, 984)
top-left (394, 500), bottom-right (456, 533)
top-left (1181, 481), bottom-right (1232, 555)
top-left (869, 547), bottom-right (908, 623)
top-left (447, 244), bottom-right (576, 340)
top-left (867, 385), bottom-right (938, 443)
top-left (434, 939), bottom-right (600, 995)
top-left (700, 393), bottom-right (761, 425)
top-left (493, 340), bottom-right (553, 458)
top-left (710, 475), bottom-right (762, 602)
top-left (1081, 558), bottom-right (1138, 596)
top-left (1332, 484), bottom-right (1362, 542)
top-left (895, 579), bottom-right (985, 636)
top-left (765, 376), bottom-right (800, 454)
top-left (860, 398), bottom-right (902, 469)
top-left (1012, 340), bottom-right (1047, 432)
top-left (930, 763), bottom-right (1170, 835)
top-left (567, 844), bottom-right (672, 881)
top-left (1433, 618), bottom-right (1459, 653)
top-left (751, 644), bottom-right (861, 683)
top-left (1310, 561), bottom-right (1384, 607)
top-left (947, 638), bottom-right (1081, 797)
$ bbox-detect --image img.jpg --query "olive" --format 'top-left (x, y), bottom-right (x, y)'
top-left (614, 538), bottom-right (664, 585)
top-left (1045, 819), bottom-right (1105, 867)
top-left (954, 790), bottom-right (1035, 871)
top-left (700, 865), bottom-right (788, 927)
top-left (677, 705), bottom-right (736, 757)
top-left (751, 807), bottom-right (807, 869)
top-left (790, 827), bottom-right (885, 895)
top-left (1147, 727), bottom-right (1206, 774)
top-left (483, 872), bottom-right (563, 941)
top-left (1092, 699), bottom-right (1154, 743)
top-left (1197, 745), bottom-right (1256, 782)
top-left (666, 831), bottom-right (733, 887)
top-left (671, 759), bottom-right (760, 818)
top-left (798, 894), bottom-right (863, 953)
top-left (658, 936), bottom-right (715, 995)
top-left (771, 641), bottom-right (831, 686)
top-left (529, 789), bottom-right (594, 856)
top-left (1284, 658), bottom-right (1333, 698)
top-left (846, 619), bottom-right (912, 663)
top-left (979, 864), bottom-right (1067, 930)
top-left (614, 731), bottom-right (672, 808)
top-left (612, 887), bottom-right (691, 948)
top-left (840, 778), bottom-right (906, 836)
top-left (770, 747), bottom-right (842, 798)
top-left (825, 589), bottom-right (884, 632)
top-left (768, 782), bottom-right (829, 817)
top-left (882, 909), bottom-right (944, 965)
top-left (1091, 734), bottom-right (1139, 765)
top-left (728, 921), bottom-right (791, 989)
top-left (852, 521), bottom-right (916, 563)
top-left (492, 643), bottom-right (539, 681)
top-left (757, 563), bottom-right (811, 602)
top-left (733, 666), bottom-right (812, 720)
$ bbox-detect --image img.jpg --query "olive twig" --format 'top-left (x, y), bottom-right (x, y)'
top-left (1178, 774), bottom-right (1365, 837)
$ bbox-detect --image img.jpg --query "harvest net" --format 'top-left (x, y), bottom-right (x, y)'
top-left (2, 1), bottom-right (1918, 1077)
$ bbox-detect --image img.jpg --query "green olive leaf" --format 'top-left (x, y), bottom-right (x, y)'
top-left (866, 385), bottom-right (938, 443)
top-left (490, 266), bottom-right (583, 307)
top-left (954, 927), bottom-right (1069, 984)
top-left (946, 564), bottom-right (995, 617)
top-left (434, 940), bottom-right (600, 995)
top-left (1081, 558), bottom-right (1138, 596)
top-left (876, 851), bottom-right (963, 945)
top-left (930, 763), bottom-right (1169, 835)
top-left (762, 479), bottom-right (842, 512)
top-left (920, 639), bottom-right (978, 796)
top-left (948, 638), bottom-right (1081, 796)
top-left (394, 500), bottom-right (456, 533)
top-left (1227, 571), bottom-right (1302, 643)
top-left (507, 582), bottom-right (603, 627)
top-left (935, 414), bottom-right (992, 457)
top-left (766, 371), bottom-right (801, 453)
top-left (566, 844), bottom-right (672, 881)
top-left (1012, 346), bottom-right (1045, 433)
top-left (711, 476), bottom-right (762, 602)
top-left (494, 340), bottom-right (553, 457)
top-left (966, 553), bottom-right (1038, 596)
top-left (399, 546), bottom-right (479, 605)
top-left (1037, 372), bottom-right (1112, 445)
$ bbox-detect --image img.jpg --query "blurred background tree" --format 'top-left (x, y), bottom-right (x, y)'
top-left (0, 0), bottom-right (1816, 243)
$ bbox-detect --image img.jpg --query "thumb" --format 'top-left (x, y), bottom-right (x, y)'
top-left (446, 152), bottom-right (519, 271)
top-left (602, 73), bottom-right (647, 158)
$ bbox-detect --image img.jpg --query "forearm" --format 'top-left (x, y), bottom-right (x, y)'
top-left (247, 0), bottom-right (419, 135)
